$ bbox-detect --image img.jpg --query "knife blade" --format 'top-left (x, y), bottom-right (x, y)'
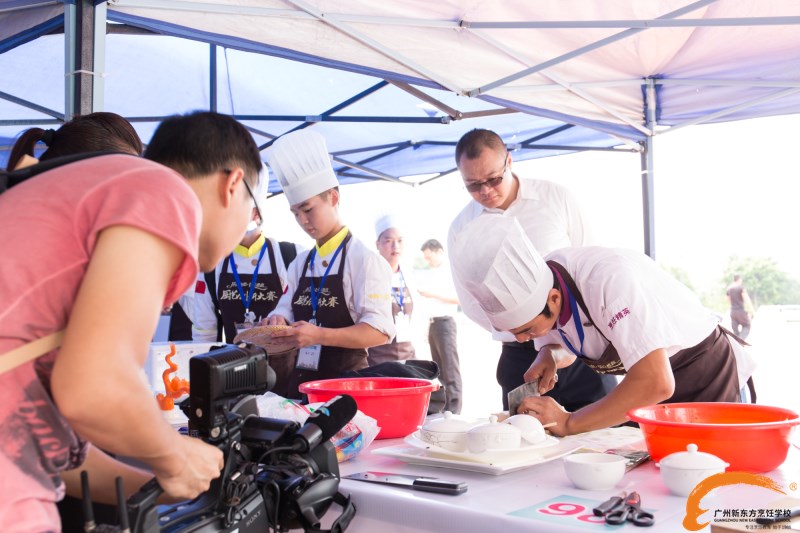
top-left (343, 471), bottom-right (467, 495)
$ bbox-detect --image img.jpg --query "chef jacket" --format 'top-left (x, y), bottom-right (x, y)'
top-left (535, 247), bottom-right (756, 388)
top-left (448, 175), bottom-right (592, 341)
top-left (181, 235), bottom-right (290, 342)
top-left (269, 227), bottom-right (396, 341)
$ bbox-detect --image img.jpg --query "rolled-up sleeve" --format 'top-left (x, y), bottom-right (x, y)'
top-left (345, 241), bottom-right (395, 341)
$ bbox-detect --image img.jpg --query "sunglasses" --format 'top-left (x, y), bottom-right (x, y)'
top-left (464, 156), bottom-right (509, 193)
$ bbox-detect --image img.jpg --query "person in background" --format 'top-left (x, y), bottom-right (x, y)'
top-left (5, 111), bottom-right (143, 171)
top-left (448, 128), bottom-right (616, 413)
top-left (451, 215), bottom-right (757, 436)
top-left (726, 274), bottom-right (755, 340)
top-left (180, 171), bottom-right (291, 343)
top-left (416, 239), bottom-right (463, 414)
top-left (367, 214), bottom-right (418, 366)
top-left (0, 111), bottom-right (260, 531)
top-left (265, 129), bottom-right (394, 398)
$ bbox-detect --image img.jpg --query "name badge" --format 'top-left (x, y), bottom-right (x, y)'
top-left (297, 344), bottom-right (321, 371)
top-left (394, 313), bottom-right (412, 343)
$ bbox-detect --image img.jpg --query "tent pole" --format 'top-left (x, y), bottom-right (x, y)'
top-left (65, 0), bottom-right (104, 118)
top-left (210, 44), bottom-right (217, 112)
top-left (641, 78), bottom-right (657, 259)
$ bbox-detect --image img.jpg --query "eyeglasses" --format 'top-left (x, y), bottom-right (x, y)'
top-left (464, 155), bottom-right (509, 193)
top-left (224, 168), bottom-right (264, 229)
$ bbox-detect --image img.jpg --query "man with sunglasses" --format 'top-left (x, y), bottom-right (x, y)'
top-left (448, 128), bottom-right (616, 412)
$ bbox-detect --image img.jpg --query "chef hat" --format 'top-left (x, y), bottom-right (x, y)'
top-left (267, 129), bottom-right (339, 206)
top-left (375, 213), bottom-right (402, 239)
top-left (451, 214), bottom-right (554, 331)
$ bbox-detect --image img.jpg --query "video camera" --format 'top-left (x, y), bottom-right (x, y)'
top-left (86, 343), bottom-right (357, 532)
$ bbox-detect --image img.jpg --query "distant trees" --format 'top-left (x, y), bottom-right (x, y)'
top-left (720, 256), bottom-right (800, 309)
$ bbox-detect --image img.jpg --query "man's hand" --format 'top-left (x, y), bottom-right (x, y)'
top-left (523, 345), bottom-right (559, 394)
top-left (153, 436), bottom-right (224, 500)
top-left (268, 320), bottom-right (322, 348)
top-left (516, 397), bottom-right (571, 437)
top-left (264, 315), bottom-right (289, 326)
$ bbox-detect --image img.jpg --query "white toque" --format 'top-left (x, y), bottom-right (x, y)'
top-left (451, 214), bottom-right (554, 331)
top-left (267, 129), bottom-right (339, 206)
top-left (375, 213), bottom-right (402, 239)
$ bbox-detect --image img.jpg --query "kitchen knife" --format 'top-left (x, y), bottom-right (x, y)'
top-left (507, 380), bottom-right (540, 415)
top-left (343, 471), bottom-right (468, 495)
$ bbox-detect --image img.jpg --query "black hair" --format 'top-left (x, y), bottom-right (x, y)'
top-left (455, 128), bottom-right (507, 165)
top-left (420, 239), bottom-right (443, 252)
top-left (144, 111), bottom-right (262, 185)
top-left (540, 272), bottom-right (561, 319)
top-left (6, 112), bottom-right (143, 171)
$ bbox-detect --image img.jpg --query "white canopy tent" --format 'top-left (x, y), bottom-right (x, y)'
top-left (2, 0), bottom-right (800, 257)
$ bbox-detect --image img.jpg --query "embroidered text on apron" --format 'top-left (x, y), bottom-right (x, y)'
top-left (218, 239), bottom-right (283, 343)
top-left (546, 261), bottom-right (741, 404)
top-left (367, 270), bottom-right (415, 365)
top-left (290, 233), bottom-right (368, 393)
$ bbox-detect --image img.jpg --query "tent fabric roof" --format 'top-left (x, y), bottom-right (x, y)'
top-left (2, 1), bottom-right (800, 193)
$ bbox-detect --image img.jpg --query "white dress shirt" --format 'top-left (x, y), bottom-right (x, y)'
top-left (448, 176), bottom-right (592, 340)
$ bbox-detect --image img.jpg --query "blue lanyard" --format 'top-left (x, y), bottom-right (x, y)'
top-left (558, 283), bottom-right (586, 357)
top-left (308, 240), bottom-right (346, 321)
top-left (229, 240), bottom-right (268, 314)
top-left (391, 269), bottom-right (405, 312)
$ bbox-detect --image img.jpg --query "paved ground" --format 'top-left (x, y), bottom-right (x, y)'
top-left (413, 306), bottom-right (799, 419)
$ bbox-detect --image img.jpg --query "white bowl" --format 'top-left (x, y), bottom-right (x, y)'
top-left (466, 415), bottom-right (521, 453)
top-left (563, 453), bottom-right (627, 491)
top-left (656, 443), bottom-right (729, 497)
top-left (504, 414), bottom-right (547, 444)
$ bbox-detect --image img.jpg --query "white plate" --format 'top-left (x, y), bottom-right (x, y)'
top-left (404, 430), bottom-right (559, 464)
top-left (372, 440), bottom-right (581, 475)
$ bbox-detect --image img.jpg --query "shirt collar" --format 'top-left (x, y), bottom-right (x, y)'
top-left (549, 264), bottom-right (573, 328)
top-left (234, 235), bottom-right (266, 258)
top-left (316, 226), bottom-right (349, 257)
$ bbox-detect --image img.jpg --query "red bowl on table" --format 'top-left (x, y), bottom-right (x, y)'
top-left (299, 377), bottom-right (440, 439)
top-left (627, 403), bottom-right (799, 472)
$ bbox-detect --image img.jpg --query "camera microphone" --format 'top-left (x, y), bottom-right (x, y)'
top-left (292, 394), bottom-right (358, 452)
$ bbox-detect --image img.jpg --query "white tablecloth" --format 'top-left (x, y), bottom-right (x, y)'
top-left (321, 433), bottom-right (799, 533)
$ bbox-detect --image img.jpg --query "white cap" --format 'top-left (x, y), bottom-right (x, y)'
top-left (451, 214), bottom-right (554, 331)
top-left (267, 129), bottom-right (339, 206)
top-left (245, 166), bottom-right (269, 232)
top-left (375, 213), bottom-right (402, 239)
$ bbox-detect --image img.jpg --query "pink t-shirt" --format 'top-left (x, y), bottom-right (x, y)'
top-left (0, 154), bottom-right (201, 531)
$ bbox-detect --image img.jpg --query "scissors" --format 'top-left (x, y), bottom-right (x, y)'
top-left (604, 491), bottom-right (655, 527)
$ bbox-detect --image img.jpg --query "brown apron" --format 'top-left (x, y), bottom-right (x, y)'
top-left (367, 268), bottom-right (415, 365)
top-left (218, 239), bottom-right (283, 342)
top-left (289, 233), bottom-right (368, 397)
top-left (218, 240), bottom-right (295, 396)
top-left (547, 261), bottom-right (748, 404)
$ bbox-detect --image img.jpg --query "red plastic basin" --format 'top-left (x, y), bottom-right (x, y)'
top-left (628, 403), bottom-right (799, 472)
top-left (299, 377), bottom-right (440, 439)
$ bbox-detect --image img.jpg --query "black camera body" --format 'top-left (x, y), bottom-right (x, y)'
top-left (125, 343), bottom-right (356, 533)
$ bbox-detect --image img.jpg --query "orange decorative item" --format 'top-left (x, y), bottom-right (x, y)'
top-left (156, 343), bottom-right (190, 411)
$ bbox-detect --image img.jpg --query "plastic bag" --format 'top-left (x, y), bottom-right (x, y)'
top-left (255, 392), bottom-right (380, 462)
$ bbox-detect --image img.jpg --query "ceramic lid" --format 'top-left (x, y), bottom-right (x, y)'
top-left (421, 411), bottom-right (473, 433)
top-left (467, 415), bottom-right (522, 436)
top-left (658, 444), bottom-right (729, 470)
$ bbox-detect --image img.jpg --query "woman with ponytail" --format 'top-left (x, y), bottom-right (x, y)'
top-left (6, 112), bottom-right (143, 171)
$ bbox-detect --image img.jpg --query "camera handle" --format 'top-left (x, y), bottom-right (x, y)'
top-left (305, 491), bottom-right (356, 533)
top-left (127, 477), bottom-right (164, 533)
